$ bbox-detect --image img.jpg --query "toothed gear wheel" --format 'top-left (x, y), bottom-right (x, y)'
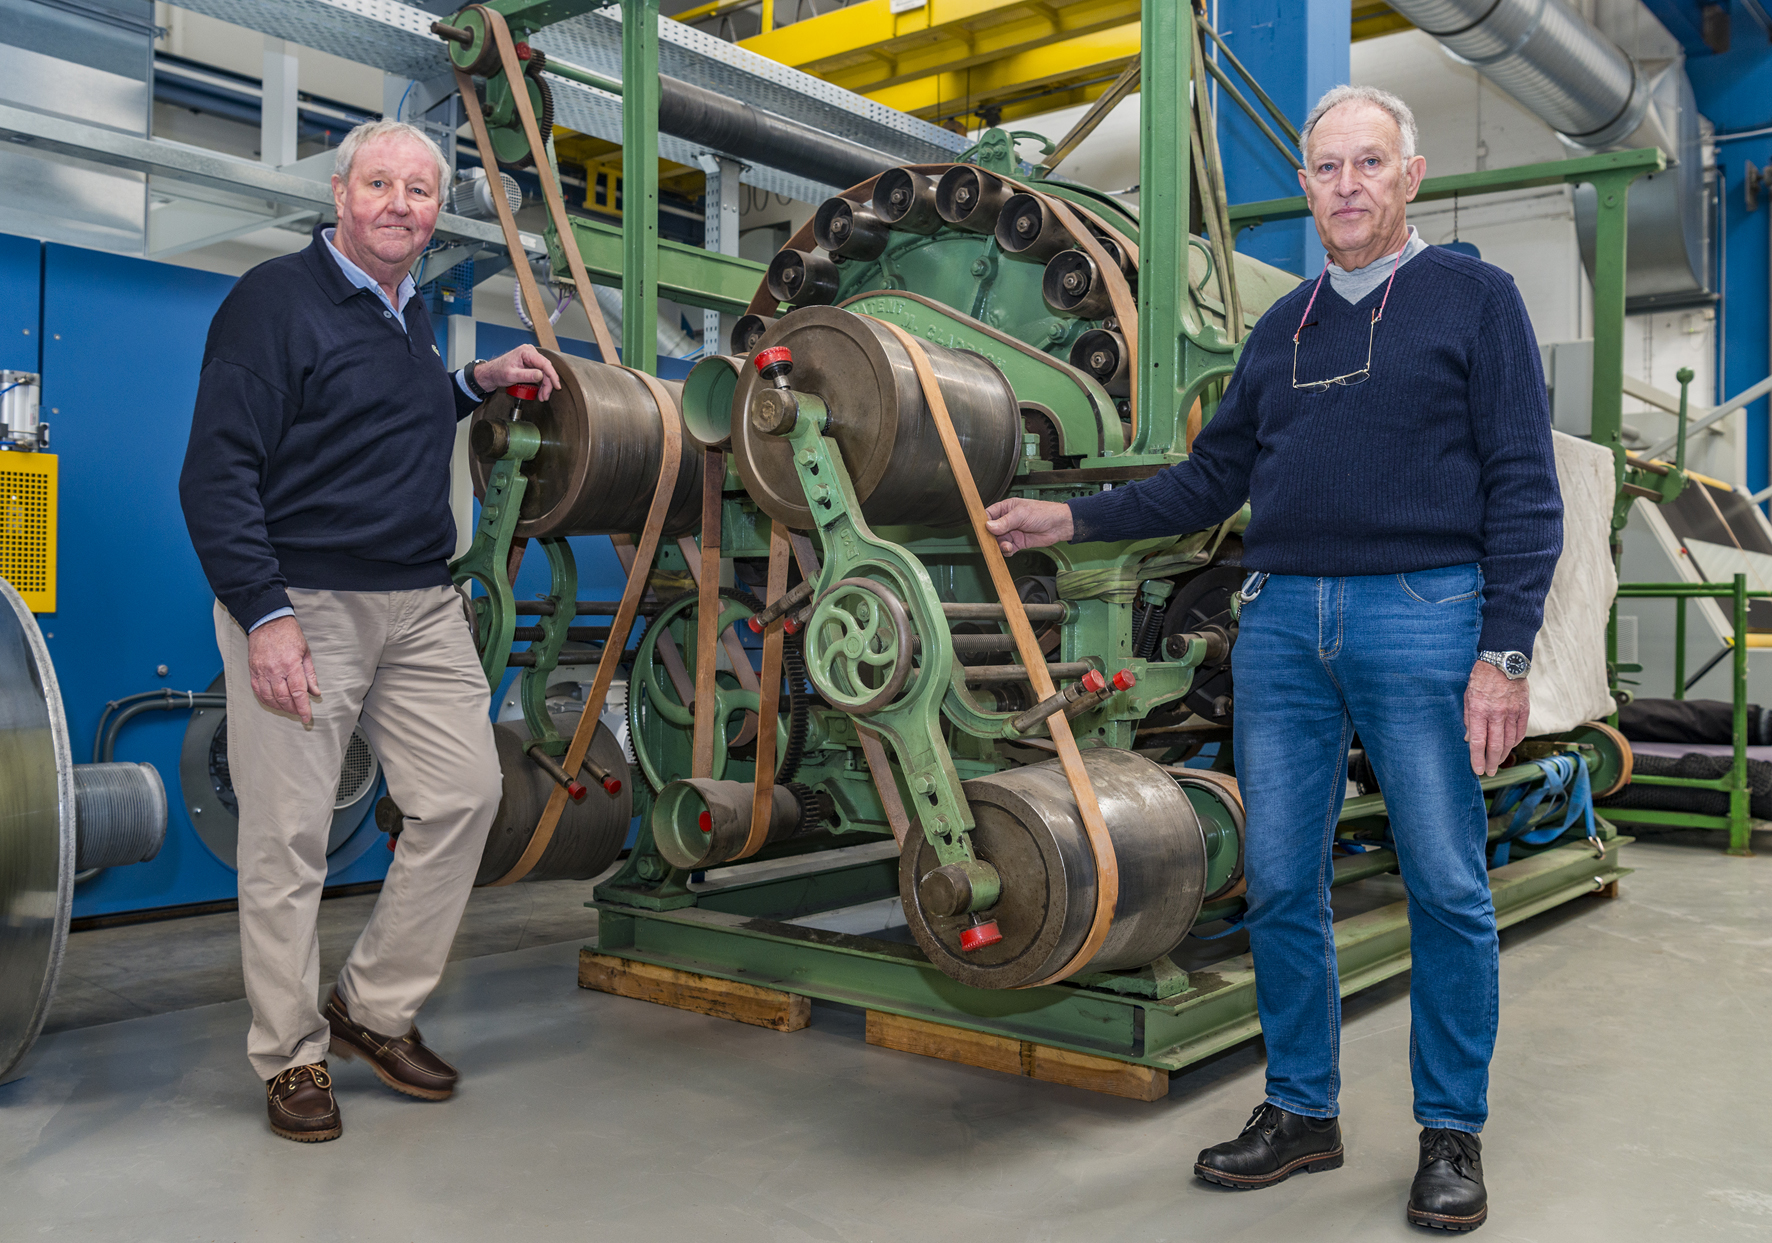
top-left (512, 75), bottom-right (554, 169)
top-left (782, 781), bottom-right (823, 832)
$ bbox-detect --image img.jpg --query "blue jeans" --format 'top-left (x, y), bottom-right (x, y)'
top-left (1231, 566), bottom-right (1499, 1133)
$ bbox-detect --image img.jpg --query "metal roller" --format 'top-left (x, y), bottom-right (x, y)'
top-left (899, 748), bottom-right (1210, 990)
top-left (765, 248), bottom-right (842, 307)
top-left (1043, 250), bottom-right (1114, 319)
top-left (475, 720), bottom-right (632, 884)
top-left (650, 777), bottom-right (807, 870)
top-left (935, 166), bottom-right (1013, 233)
top-left (995, 193), bottom-right (1072, 262)
top-left (731, 314), bottom-right (771, 354)
top-left (814, 197), bottom-right (891, 261)
top-left (1070, 328), bottom-right (1130, 396)
top-left (729, 305), bottom-right (1022, 530)
top-left (681, 354), bottom-right (744, 450)
top-left (468, 348), bottom-right (702, 539)
top-left (872, 167), bottom-right (943, 235)
top-left (73, 762), bottom-right (166, 871)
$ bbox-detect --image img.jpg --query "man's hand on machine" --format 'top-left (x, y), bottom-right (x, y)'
top-left (249, 615), bottom-right (321, 727)
top-left (984, 497), bottom-right (1075, 553)
top-left (474, 345), bottom-right (562, 401)
top-left (1463, 660), bottom-right (1530, 777)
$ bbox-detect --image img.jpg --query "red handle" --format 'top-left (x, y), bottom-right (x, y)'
top-left (1080, 669), bottom-right (1107, 695)
top-left (507, 383), bottom-right (540, 401)
top-left (959, 919), bottom-right (1003, 952)
top-left (565, 779), bottom-right (588, 802)
top-left (600, 775), bottom-right (623, 796)
top-left (698, 810), bottom-right (713, 834)
top-left (753, 346), bottom-right (792, 373)
top-left (1110, 669), bottom-right (1137, 691)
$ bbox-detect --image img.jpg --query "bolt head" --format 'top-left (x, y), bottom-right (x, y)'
top-left (970, 257), bottom-right (989, 276)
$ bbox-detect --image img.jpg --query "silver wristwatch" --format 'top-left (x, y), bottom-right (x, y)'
top-left (1478, 650), bottom-right (1531, 680)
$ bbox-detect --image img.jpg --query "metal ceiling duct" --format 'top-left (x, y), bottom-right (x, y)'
top-left (1386, 0), bottom-right (1711, 306)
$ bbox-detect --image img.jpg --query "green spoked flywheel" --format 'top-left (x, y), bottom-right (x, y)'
top-left (628, 588), bottom-right (808, 793)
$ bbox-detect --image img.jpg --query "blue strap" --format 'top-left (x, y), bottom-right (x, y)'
top-left (1489, 753), bottom-right (1594, 867)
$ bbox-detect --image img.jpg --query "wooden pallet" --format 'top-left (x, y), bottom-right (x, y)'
top-left (578, 950), bottom-right (810, 1031)
top-left (578, 950), bottom-right (1166, 1100)
top-left (866, 1011), bottom-right (1168, 1102)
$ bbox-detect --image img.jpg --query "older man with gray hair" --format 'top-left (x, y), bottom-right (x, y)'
top-left (180, 120), bottom-right (560, 1143)
top-left (986, 86), bottom-right (1562, 1231)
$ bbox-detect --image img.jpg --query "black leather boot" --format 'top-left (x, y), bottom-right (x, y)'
top-left (1194, 1102), bottom-right (1344, 1189)
top-left (1407, 1128), bottom-right (1487, 1231)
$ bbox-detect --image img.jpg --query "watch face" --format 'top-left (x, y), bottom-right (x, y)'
top-left (1503, 652), bottom-right (1529, 678)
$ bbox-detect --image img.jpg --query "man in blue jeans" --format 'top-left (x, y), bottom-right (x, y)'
top-left (984, 85), bottom-right (1561, 1233)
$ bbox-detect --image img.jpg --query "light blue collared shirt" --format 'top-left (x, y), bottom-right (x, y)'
top-left (250, 230), bottom-right (477, 633)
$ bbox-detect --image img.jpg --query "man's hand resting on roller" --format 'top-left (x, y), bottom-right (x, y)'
top-left (984, 497), bottom-right (1074, 554)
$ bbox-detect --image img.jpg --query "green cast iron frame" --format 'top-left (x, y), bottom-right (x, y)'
top-left (435, 0), bottom-right (1647, 1067)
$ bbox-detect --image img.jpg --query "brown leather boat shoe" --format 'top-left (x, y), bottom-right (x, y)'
top-left (324, 989), bottom-right (458, 1101)
top-left (266, 1062), bottom-right (341, 1142)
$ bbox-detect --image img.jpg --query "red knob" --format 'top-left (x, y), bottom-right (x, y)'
top-left (1080, 669), bottom-right (1107, 694)
top-left (698, 810), bottom-right (713, 834)
top-left (507, 383), bottom-right (540, 401)
top-left (565, 780), bottom-right (588, 802)
top-left (959, 919), bottom-right (1003, 952)
top-left (515, 40), bottom-right (533, 59)
top-left (747, 617), bottom-right (764, 633)
top-left (601, 775), bottom-right (622, 796)
top-left (1110, 669), bottom-right (1137, 691)
top-left (386, 836), bottom-right (397, 852)
top-left (753, 346), bottom-right (792, 374)
top-left (783, 615), bottom-right (801, 636)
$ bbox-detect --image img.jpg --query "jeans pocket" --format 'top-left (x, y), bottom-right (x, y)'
top-left (1397, 564), bottom-right (1481, 605)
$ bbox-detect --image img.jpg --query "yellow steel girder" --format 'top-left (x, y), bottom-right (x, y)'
top-left (740, 0), bottom-right (1137, 96)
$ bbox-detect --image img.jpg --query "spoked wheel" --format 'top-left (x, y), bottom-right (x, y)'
top-left (627, 588), bottom-right (807, 792)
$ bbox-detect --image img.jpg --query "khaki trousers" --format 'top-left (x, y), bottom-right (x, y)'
top-left (217, 586), bottom-right (501, 1081)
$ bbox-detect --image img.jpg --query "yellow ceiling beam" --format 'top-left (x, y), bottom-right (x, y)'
top-left (1352, 2), bottom-right (1414, 41)
top-left (740, 0), bottom-right (1137, 95)
top-left (861, 22), bottom-right (1138, 121)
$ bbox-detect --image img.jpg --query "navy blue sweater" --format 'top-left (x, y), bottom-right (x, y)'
top-left (1069, 247), bottom-right (1563, 656)
top-left (180, 226), bottom-right (478, 629)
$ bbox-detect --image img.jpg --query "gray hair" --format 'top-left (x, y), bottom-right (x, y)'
top-left (1300, 85), bottom-right (1419, 162)
top-left (334, 119), bottom-right (451, 190)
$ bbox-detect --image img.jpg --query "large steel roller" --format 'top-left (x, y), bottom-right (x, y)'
top-left (729, 306), bottom-right (1022, 530)
top-left (474, 719), bottom-right (632, 885)
top-left (468, 349), bottom-right (702, 539)
top-left (899, 748), bottom-right (1209, 989)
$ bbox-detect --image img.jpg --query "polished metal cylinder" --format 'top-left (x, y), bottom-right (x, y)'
top-left (729, 306), bottom-right (1021, 530)
top-left (899, 748), bottom-right (1209, 989)
top-left (72, 762), bottom-right (166, 871)
top-left (766, 248), bottom-right (842, 307)
top-left (995, 193), bottom-right (1071, 262)
top-left (936, 166), bottom-right (1013, 233)
top-left (476, 721), bottom-right (632, 884)
top-left (468, 349), bottom-right (702, 539)
top-left (872, 167), bottom-right (942, 235)
top-left (1070, 328), bottom-right (1130, 396)
top-left (814, 197), bottom-right (891, 260)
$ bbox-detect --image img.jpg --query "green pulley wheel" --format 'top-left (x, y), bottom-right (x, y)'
top-left (803, 577), bottom-right (915, 715)
top-left (628, 588), bottom-right (807, 793)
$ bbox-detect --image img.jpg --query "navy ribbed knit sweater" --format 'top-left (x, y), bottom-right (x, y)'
top-left (180, 226), bottom-right (478, 629)
top-left (1069, 246), bottom-right (1563, 656)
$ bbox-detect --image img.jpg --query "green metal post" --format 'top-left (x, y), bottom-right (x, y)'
top-left (1729, 573), bottom-right (1752, 855)
top-left (1135, 0), bottom-right (1188, 453)
top-left (1586, 171), bottom-right (1633, 494)
top-left (1674, 366), bottom-right (1694, 474)
top-left (621, 0), bottom-right (660, 373)
top-left (1674, 596), bottom-right (1687, 700)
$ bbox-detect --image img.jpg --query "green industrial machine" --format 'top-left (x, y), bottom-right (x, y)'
top-left (427, 0), bottom-right (1642, 1085)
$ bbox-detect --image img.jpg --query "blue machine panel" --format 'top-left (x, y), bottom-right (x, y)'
top-left (0, 233), bottom-right (41, 373)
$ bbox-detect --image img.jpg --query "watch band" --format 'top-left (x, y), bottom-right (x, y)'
top-left (1478, 650), bottom-right (1531, 680)
top-left (462, 359), bottom-right (492, 401)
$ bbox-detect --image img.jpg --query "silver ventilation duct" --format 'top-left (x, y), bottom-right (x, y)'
top-left (1386, 0), bottom-right (1711, 306)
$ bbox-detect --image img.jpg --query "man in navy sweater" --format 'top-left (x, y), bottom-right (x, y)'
top-left (180, 120), bottom-right (561, 1143)
top-left (986, 86), bottom-right (1561, 1232)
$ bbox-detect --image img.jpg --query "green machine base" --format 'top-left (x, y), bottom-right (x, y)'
top-left (590, 836), bottom-right (1630, 1074)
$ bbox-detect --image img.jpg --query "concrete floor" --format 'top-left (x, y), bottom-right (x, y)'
top-left (4, 832), bottom-right (1770, 1242)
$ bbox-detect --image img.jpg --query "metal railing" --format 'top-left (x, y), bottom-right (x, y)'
top-left (1611, 573), bottom-right (1759, 855)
